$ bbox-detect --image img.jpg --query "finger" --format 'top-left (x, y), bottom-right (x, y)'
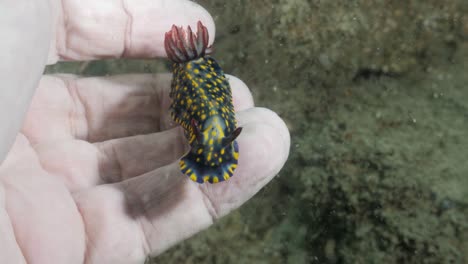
top-left (0, 186), bottom-right (26, 263)
top-left (31, 127), bottom-right (185, 193)
top-left (24, 74), bottom-right (253, 193)
top-left (200, 108), bottom-right (290, 217)
top-left (46, 101), bottom-right (259, 190)
top-left (1, 135), bottom-right (86, 263)
top-left (95, 127), bottom-right (188, 184)
top-left (91, 92), bottom-right (256, 183)
top-left (95, 106), bottom-right (279, 185)
top-left (22, 74), bottom-right (253, 144)
top-left (72, 108), bottom-right (290, 261)
top-left (49, 0), bottom-right (215, 62)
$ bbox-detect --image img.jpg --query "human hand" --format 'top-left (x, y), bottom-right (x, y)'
top-left (0, 1), bottom-right (290, 264)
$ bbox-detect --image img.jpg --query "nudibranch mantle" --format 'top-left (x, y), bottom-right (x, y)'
top-left (164, 21), bottom-right (242, 184)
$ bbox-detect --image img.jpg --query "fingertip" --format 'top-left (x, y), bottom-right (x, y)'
top-left (227, 74), bottom-right (254, 111)
top-left (179, 0), bottom-right (216, 44)
top-left (236, 108), bottom-right (291, 184)
top-left (126, 0), bottom-right (216, 58)
top-left (237, 108), bottom-right (291, 153)
top-left (202, 107), bottom-right (291, 217)
top-left (238, 122), bottom-right (289, 178)
top-left (163, 0), bottom-right (216, 45)
top-left (58, 0), bottom-right (216, 60)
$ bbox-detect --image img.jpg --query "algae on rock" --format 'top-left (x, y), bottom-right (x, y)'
top-left (156, 1), bottom-right (468, 263)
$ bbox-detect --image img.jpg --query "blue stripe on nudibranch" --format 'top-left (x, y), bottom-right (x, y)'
top-left (164, 21), bottom-right (242, 184)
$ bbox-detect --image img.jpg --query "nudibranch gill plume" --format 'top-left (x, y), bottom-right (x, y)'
top-left (164, 21), bottom-right (242, 184)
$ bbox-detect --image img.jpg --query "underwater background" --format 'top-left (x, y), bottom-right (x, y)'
top-left (46, 1), bottom-right (468, 263)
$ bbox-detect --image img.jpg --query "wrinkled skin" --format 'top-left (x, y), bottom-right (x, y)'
top-left (0, 1), bottom-right (290, 263)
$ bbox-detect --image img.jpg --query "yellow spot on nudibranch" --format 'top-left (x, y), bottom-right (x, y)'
top-left (190, 174), bottom-right (197, 181)
top-left (203, 176), bottom-right (210, 182)
top-left (223, 172), bottom-right (230, 180)
top-left (233, 151), bottom-right (239, 160)
top-left (212, 177), bottom-right (219, 183)
top-left (194, 69), bottom-right (200, 74)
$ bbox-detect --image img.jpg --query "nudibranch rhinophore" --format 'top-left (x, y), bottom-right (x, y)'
top-left (164, 21), bottom-right (242, 184)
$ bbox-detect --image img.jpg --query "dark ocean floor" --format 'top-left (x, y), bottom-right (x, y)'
top-left (47, 1), bottom-right (468, 263)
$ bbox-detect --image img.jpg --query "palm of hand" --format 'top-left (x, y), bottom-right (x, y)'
top-left (0, 1), bottom-right (289, 263)
top-left (1, 75), bottom-right (288, 264)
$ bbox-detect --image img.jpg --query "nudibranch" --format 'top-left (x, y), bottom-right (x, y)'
top-left (164, 21), bottom-right (242, 184)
